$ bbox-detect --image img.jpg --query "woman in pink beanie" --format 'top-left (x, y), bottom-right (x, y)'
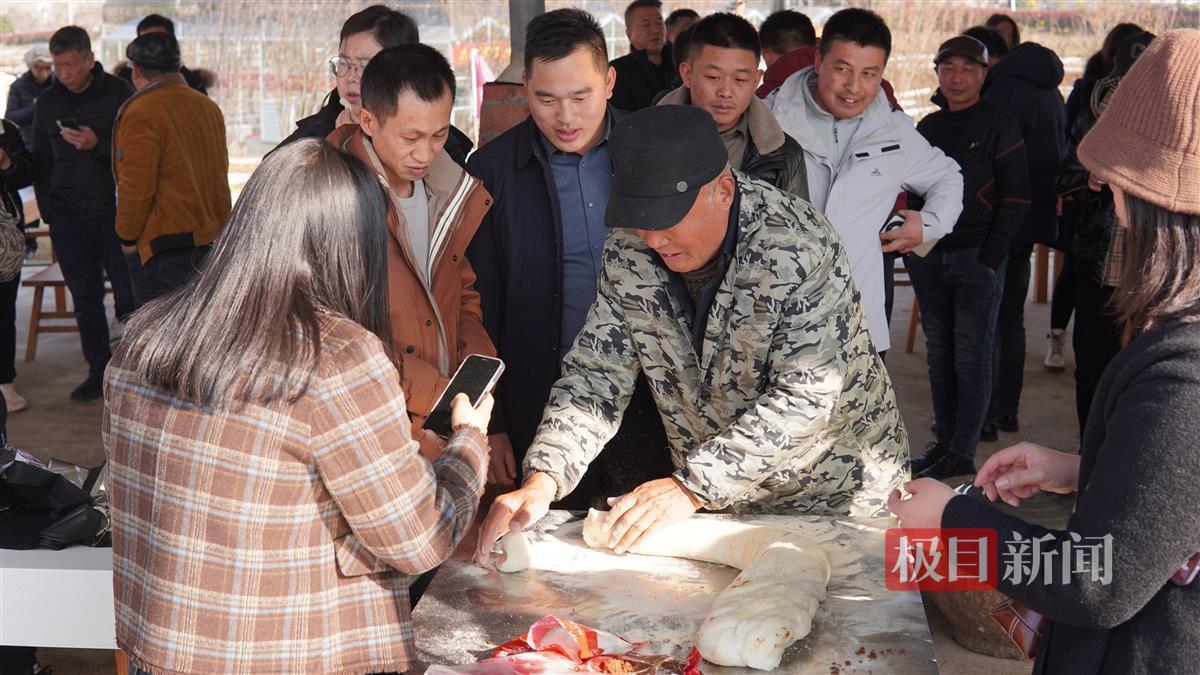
top-left (891, 29), bottom-right (1200, 674)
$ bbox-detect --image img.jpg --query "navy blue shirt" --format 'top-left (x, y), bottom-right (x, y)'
top-left (538, 117), bottom-right (613, 352)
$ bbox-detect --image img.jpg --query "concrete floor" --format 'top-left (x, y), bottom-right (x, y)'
top-left (16, 271), bottom-right (1077, 675)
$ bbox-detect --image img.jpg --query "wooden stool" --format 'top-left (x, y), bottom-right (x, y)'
top-left (22, 263), bottom-right (112, 361)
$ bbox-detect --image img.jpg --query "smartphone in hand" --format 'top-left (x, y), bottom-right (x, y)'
top-left (423, 354), bottom-right (504, 436)
top-left (55, 118), bottom-right (82, 132)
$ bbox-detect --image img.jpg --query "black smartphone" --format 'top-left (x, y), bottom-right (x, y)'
top-left (880, 212), bottom-right (906, 233)
top-left (423, 354), bottom-right (504, 436)
top-left (56, 118), bottom-right (81, 131)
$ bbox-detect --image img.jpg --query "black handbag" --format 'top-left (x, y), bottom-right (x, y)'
top-left (0, 450), bottom-right (109, 550)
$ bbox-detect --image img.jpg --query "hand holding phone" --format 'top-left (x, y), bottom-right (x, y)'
top-left (56, 118), bottom-right (82, 131)
top-left (424, 354), bottom-right (504, 436)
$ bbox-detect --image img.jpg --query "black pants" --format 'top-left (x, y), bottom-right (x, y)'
top-left (126, 245), bottom-right (211, 308)
top-left (1050, 250), bottom-right (1075, 330)
top-left (988, 243), bottom-right (1033, 423)
top-left (1073, 273), bottom-right (1123, 438)
top-left (49, 215), bottom-right (136, 379)
top-left (883, 251), bottom-right (898, 326)
top-left (0, 274), bottom-right (18, 384)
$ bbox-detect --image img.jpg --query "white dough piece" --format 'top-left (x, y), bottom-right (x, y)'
top-left (496, 530), bottom-right (532, 573)
top-left (582, 509), bottom-right (830, 671)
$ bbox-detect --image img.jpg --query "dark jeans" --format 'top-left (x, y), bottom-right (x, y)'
top-left (1073, 273), bottom-right (1123, 438)
top-left (126, 245), bottom-right (211, 308)
top-left (988, 243), bottom-right (1033, 423)
top-left (0, 274), bottom-right (18, 384)
top-left (908, 248), bottom-right (1006, 460)
top-left (49, 215), bottom-right (136, 379)
top-left (1050, 249), bottom-right (1075, 330)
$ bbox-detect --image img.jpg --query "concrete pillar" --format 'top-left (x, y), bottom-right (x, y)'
top-left (478, 0), bottom-right (544, 148)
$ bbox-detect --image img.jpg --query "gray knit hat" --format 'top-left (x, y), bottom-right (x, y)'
top-left (1078, 29), bottom-right (1200, 215)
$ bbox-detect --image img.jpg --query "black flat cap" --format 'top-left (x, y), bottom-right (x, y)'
top-left (606, 105), bottom-right (727, 231)
top-left (935, 35), bottom-right (988, 67)
top-left (126, 32), bottom-right (181, 72)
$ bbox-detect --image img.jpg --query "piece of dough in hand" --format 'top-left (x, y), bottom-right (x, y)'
top-left (582, 508), bottom-right (829, 670)
top-left (496, 530), bottom-right (532, 573)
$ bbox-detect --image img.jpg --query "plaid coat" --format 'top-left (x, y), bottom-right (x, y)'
top-left (104, 315), bottom-right (488, 674)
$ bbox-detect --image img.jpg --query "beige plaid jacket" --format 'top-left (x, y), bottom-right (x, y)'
top-left (104, 315), bottom-right (487, 674)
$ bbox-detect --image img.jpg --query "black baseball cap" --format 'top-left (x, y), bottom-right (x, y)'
top-left (935, 35), bottom-right (989, 67)
top-left (126, 32), bottom-right (182, 72)
top-left (605, 105), bottom-right (728, 231)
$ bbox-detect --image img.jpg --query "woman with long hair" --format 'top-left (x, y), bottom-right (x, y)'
top-left (891, 30), bottom-right (1200, 673)
top-left (106, 139), bottom-right (493, 674)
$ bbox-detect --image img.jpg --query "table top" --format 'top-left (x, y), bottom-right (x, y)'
top-left (413, 511), bottom-right (937, 674)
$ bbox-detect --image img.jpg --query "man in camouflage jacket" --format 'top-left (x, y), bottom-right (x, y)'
top-left (477, 105), bottom-right (908, 561)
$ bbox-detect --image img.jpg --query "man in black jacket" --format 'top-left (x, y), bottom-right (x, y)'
top-left (981, 40), bottom-right (1066, 440)
top-left (609, 0), bottom-right (675, 111)
top-left (908, 36), bottom-right (1030, 480)
top-left (32, 26), bottom-right (136, 401)
top-left (272, 4), bottom-right (472, 167)
top-left (5, 47), bottom-right (55, 146)
top-left (655, 13), bottom-right (808, 200)
top-left (467, 8), bottom-right (672, 507)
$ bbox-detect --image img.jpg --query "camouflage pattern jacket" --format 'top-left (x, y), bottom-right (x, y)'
top-left (523, 173), bottom-right (910, 516)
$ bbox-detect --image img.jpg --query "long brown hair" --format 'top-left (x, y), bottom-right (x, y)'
top-left (119, 139), bottom-right (392, 406)
top-left (1114, 192), bottom-right (1200, 345)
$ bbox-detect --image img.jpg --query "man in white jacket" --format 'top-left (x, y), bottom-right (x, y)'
top-left (766, 8), bottom-right (963, 354)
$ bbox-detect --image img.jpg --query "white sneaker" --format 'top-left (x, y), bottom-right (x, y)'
top-left (1044, 330), bottom-right (1066, 372)
top-left (1, 383), bottom-right (29, 413)
top-left (110, 316), bottom-right (125, 343)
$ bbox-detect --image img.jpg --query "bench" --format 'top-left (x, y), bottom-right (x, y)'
top-left (22, 263), bottom-right (112, 362)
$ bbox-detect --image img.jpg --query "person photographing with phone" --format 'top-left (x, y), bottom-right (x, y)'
top-left (31, 25), bottom-right (137, 401)
top-left (105, 139), bottom-right (495, 675)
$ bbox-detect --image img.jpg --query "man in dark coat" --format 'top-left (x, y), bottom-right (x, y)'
top-left (272, 4), bottom-right (472, 167)
top-left (981, 40), bottom-right (1066, 440)
top-left (909, 36), bottom-right (1030, 480)
top-left (467, 9), bottom-right (672, 506)
top-left (609, 0), bottom-right (675, 111)
top-left (5, 47), bottom-right (55, 146)
top-left (31, 26), bottom-right (137, 401)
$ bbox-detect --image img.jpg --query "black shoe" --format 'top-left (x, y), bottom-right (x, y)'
top-left (70, 376), bottom-right (103, 402)
top-left (917, 453), bottom-right (977, 481)
top-left (995, 414), bottom-right (1020, 433)
top-left (910, 442), bottom-right (949, 475)
top-left (979, 422), bottom-right (998, 442)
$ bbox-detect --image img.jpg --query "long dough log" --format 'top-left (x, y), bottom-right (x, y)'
top-left (582, 509), bottom-right (830, 671)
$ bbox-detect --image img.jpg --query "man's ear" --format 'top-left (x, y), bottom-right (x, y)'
top-left (679, 59), bottom-right (693, 89)
top-left (715, 170), bottom-right (736, 206)
top-left (358, 107), bottom-right (376, 138)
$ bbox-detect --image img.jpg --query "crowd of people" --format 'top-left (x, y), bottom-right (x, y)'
top-left (1, 2), bottom-right (1197, 674)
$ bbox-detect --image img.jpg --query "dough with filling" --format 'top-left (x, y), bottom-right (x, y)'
top-left (496, 530), bottom-right (532, 573)
top-left (582, 509), bottom-right (830, 670)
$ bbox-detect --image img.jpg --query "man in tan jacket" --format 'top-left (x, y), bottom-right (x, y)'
top-left (328, 44), bottom-right (496, 444)
top-left (113, 31), bottom-right (229, 305)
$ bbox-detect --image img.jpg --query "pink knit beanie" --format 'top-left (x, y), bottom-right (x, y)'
top-left (1078, 29), bottom-right (1200, 215)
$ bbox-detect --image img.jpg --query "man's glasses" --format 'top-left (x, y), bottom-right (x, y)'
top-left (328, 56), bottom-right (370, 77)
